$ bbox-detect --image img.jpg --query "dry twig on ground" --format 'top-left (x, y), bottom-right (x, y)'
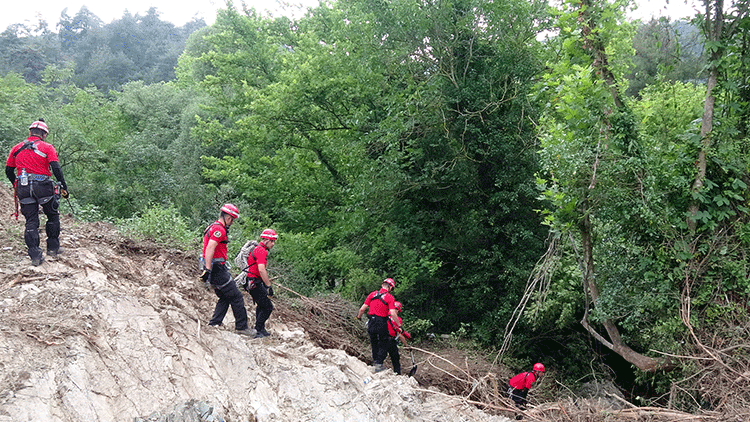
top-left (272, 285), bottom-right (371, 362)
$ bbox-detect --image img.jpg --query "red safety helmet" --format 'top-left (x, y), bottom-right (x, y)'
top-left (260, 228), bottom-right (278, 240)
top-left (533, 363), bottom-right (545, 372)
top-left (383, 278), bottom-right (395, 289)
top-left (220, 203), bottom-right (239, 218)
top-left (29, 120), bottom-right (49, 134)
top-left (394, 301), bottom-right (403, 311)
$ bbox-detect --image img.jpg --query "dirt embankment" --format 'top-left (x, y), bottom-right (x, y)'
top-left (0, 185), bottom-right (516, 421)
top-left (1, 185), bottom-right (734, 422)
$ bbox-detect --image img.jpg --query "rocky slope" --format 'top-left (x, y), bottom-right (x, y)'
top-left (0, 187), bottom-right (510, 422)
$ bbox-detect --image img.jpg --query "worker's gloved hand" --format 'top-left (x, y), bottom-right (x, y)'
top-left (61, 189), bottom-right (69, 199)
top-left (200, 269), bottom-right (210, 282)
top-left (267, 286), bottom-right (274, 297)
top-left (403, 331), bottom-right (412, 339)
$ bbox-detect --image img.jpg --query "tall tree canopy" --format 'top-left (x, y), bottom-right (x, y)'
top-left (177, 0), bottom-right (551, 342)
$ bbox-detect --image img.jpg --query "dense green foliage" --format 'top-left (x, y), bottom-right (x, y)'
top-left (175, 0), bottom-right (551, 342)
top-left (1, 0), bottom-right (749, 411)
top-left (0, 6), bottom-right (204, 90)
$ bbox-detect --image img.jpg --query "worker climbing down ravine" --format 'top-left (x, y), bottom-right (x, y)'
top-left (507, 362), bottom-right (545, 409)
top-left (356, 277), bottom-right (400, 373)
top-left (386, 300), bottom-right (411, 375)
top-left (202, 204), bottom-right (253, 337)
top-left (245, 228), bottom-right (278, 339)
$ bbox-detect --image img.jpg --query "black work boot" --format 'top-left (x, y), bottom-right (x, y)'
top-left (31, 256), bottom-right (45, 266)
top-left (236, 328), bottom-right (255, 337)
top-left (47, 248), bottom-right (64, 258)
top-left (253, 331), bottom-right (270, 339)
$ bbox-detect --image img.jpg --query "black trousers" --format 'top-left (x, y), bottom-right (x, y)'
top-left (18, 180), bottom-right (59, 260)
top-left (507, 385), bottom-right (528, 408)
top-left (248, 281), bottom-right (273, 332)
top-left (367, 315), bottom-right (390, 365)
top-left (208, 264), bottom-right (249, 330)
top-left (386, 337), bottom-right (401, 374)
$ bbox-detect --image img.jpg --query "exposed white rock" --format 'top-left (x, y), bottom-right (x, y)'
top-left (0, 214), bottom-right (509, 422)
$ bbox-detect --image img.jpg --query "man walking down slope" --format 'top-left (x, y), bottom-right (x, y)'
top-left (507, 363), bottom-right (545, 409)
top-left (203, 204), bottom-right (253, 336)
top-left (386, 301), bottom-right (412, 375)
top-left (5, 119), bottom-right (68, 266)
top-left (245, 228), bottom-right (278, 339)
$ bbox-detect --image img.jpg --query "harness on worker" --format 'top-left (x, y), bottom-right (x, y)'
top-left (10, 139), bottom-right (49, 220)
top-left (203, 222), bottom-right (229, 245)
top-left (199, 221), bottom-right (230, 276)
top-left (508, 372), bottom-right (532, 393)
top-left (366, 291), bottom-right (392, 327)
top-left (13, 139), bottom-right (47, 159)
top-left (373, 291), bottom-right (389, 307)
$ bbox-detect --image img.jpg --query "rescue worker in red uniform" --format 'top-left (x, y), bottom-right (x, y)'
top-left (245, 228), bottom-right (278, 339)
top-left (356, 278), bottom-right (400, 373)
top-left (5, 119), bottom-right (68, 266)
top-left (386, 301), bottom-right (412, 375)
top-left (507, 363), bottom-right (545, 408)
top-left (203, 204), bottom-right (253, 336)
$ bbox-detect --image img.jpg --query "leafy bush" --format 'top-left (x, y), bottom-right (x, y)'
top-left (405, 317), bottom-right (434, 339)
top-left (340, 267), bottom-right (381, 301)
top-left (63, 198), bottom-right (105, 222)
top-left (117, 204), bottom-right (196, 250)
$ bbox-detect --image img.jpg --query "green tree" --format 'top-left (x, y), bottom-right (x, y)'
top-left (0, 24), bottom-right (62, 84)
top-left (0, 73), bottom-right (47, 151)
top-left (533, 3), bottom-right (750, 408)
top-left (533, 0), bottom-right (674, 372)
top-left (626, 18), bottom-right (706, 97)
top-left (178, 0), bottom-right (549, 342)
top-left (55, 6), bottom-right (205, 92)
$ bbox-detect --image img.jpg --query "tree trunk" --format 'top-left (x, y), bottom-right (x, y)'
top-left (578, 205), bottom-right (673, 372)
top-left (688, 0), bottom-right (724, 232)
top-left (575, 0), bottom-right (673, 372)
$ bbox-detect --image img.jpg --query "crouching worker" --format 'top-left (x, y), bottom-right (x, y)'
top-left (356, 278), bottom-right (399, 373)
top-left (386, 301), bottom-right (411, 375)
top-left (203, 204), bottom-right (253, 337)
top-left (507, 363), bottom-right (545, 409)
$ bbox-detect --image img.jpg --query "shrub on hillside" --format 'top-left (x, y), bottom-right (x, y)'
top-left (117, 204), bottom-right (195, 250)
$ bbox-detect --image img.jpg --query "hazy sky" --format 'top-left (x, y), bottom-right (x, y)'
top-left (0, 0), bottom-right (702, 33)
top-left (628, 0), bottom-right (701, 21)
top-left (0, 0), bottom-right (317, 31)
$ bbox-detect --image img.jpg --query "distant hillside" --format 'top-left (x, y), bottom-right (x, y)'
top-left (674, 19), bottom-right (704, 58)
top-left (0, 7), bottom-right (205, 91)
